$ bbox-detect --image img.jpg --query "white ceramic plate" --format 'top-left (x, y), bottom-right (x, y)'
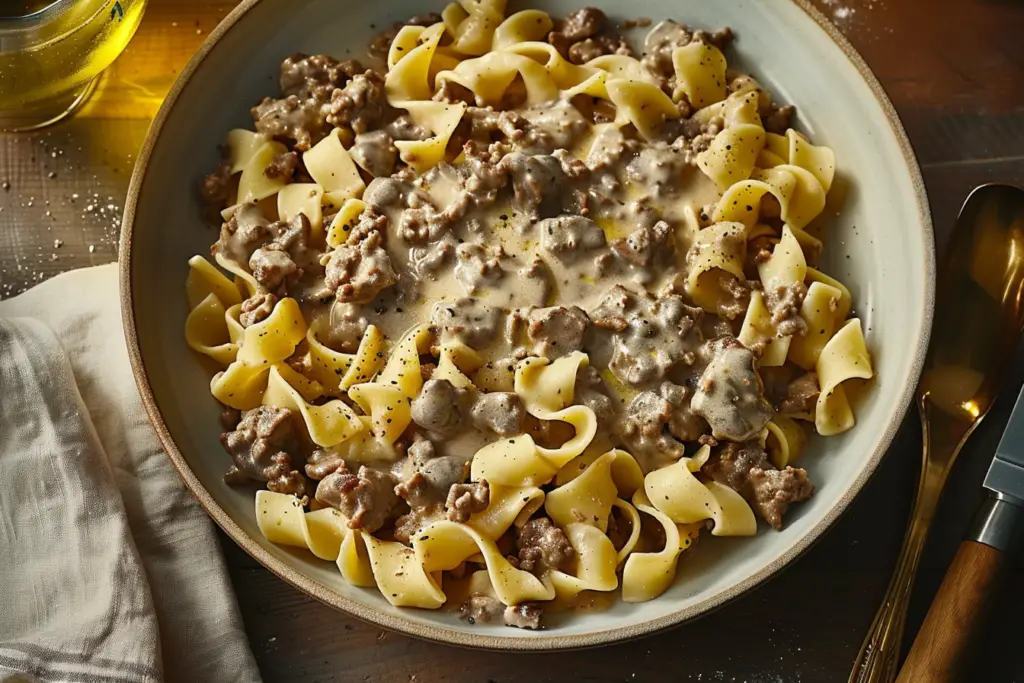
top-left (121, 0), bottom-right (934, 649)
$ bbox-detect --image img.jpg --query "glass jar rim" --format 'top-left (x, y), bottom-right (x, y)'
top-left (0, 0), bottom-right (117, 49)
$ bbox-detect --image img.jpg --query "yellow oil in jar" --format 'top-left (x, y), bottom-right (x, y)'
top-left (0, 0), bottom-right (147, 129)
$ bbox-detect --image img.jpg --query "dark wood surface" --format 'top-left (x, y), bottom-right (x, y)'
top-left (2, 0), bottom-right (1023, 681)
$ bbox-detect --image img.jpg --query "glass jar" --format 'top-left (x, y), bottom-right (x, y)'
top-left (0, 0), bottom-right (148, 131)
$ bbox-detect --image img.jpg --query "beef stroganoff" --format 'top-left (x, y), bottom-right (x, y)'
top-left (186, 2), bottom-right (873, 629)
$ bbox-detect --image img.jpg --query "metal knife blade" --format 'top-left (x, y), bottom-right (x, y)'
top-left (985, 384), bottom-right (1024, 502)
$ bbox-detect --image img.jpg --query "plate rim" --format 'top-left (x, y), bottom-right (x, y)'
top-left (119, 0), bottom-right (936, 651)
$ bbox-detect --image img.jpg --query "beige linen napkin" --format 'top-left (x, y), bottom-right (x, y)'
top-left (0, 264), bottom-right (261, 683)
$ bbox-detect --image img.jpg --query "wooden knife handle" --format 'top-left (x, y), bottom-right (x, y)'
top-left (895, 541), bottom-right (1007, 683)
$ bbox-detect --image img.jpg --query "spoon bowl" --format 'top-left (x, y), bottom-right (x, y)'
top-left (851, 183), bottom-right (1024, 683)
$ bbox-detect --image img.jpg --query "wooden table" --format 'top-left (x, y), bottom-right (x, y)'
top-left (2, 0), bottom-right (1023, 680)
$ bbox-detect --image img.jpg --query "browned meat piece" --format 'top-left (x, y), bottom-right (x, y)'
top-left (517, 517), bottom-right (574, 575)
top-left (385, 115), bottom-right (432, 144)
top-left (323, 217), bottom-right (398, 304)
top-left (763, 104), bottom-right (796, 135)
top-left (215, 208), bottom-right (321, 293)
top-left (503, 604), bottom-right (543, 630)
top-left (220, 406), bottom-right (307, 497)
top-left (315, 466), bottom-right (400, 532)
top-left (538, 215), bottom-right (606, 263)
top-left (620, 390), bottom-right (685, 470)
top-left (304, 448), bottom-right (346, 480)
top-left (704, 441), bottom-right (768, 493)
top-left (250, 56), bottom-right (356, 153)
top-left (279, 53), bottom-right (362, 97)
top-left (658, 381), bottom-right (710, 442)
top-left (445, 480), bottom-right (490, 522)
top-left (499, 152), bottom-right (567, 219)
top-left (213, 204), bottom-right (270, 265)
top-left (263, 151), bottom-right (299, 182)
top-left (251, 96), bottom-right (328, 152)
top-left (568, 35), bottom-right (633, 64)
top-left (462, 107), bottom-right (531, 146)
top-left (764, 281), bottom-right (808, 337)
top-left (392, 440), bottom-right (471, 540)
top-left (779, 372), bottom-right (819, 415)
top-left (411, 379), bottom-right (464, 435)
top-left (575, 365), bottom-right (616, 422)
top-left (319, 303), bottom-right (369, 353)
top-left (326, 71), bottom-right (390, 135)
top-left (220, 404), bottom-right (241, 430)
top-left (454, 242), bottom-right (505, 294)
top-left (349, 130), bottom-right (398, 177)
top-left (431, 298), bottom-right (503, 349)
top-left (525, 305), bottom-right (589, 359)
top-left (548, 7), bottom-right (631, 66)
top-left (558, 7), bottom-right (606, 42)
top-left (588, 285), bottom-right (704, 385)
top-left (459, 594), bottom-right (504, 625)
top-left (749, 466), bottom-right (814, 529)
top-left (610, 220), bottom-right (674, 276)
top-left (704, 441), bottom-right (814, 529)
top-left (404, 440), bottom-right (469, 498)
top-left (470, 392), bottom-right (525, 436)
top-left (367, 13), bottom-right (443, 61)
top-left (249, 244), bottom-right (298, 293)
top-left (693, 27), bottom-right (734, 50)
top-left (239, 292), bottom-right (278, 327)
top-left (718, 274), bottom-right (751, 321)
top-left (691, 336), bottom-right (773, 442)
top-left (199, 160), bottom-right (232, 219)
top-left (640, 20), bottom-right (694, 85)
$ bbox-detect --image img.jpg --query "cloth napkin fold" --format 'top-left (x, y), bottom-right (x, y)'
top-left (0, 264), bottom-right (262, 683)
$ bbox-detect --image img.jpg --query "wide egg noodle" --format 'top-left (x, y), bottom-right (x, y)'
top-left (304, 321), bottom-right (354, 396)
top-left (325, 198), bottom-right (368, 248)
top-left (262, 365), bottom-right (365, 447)
top-left (414, 520), bottom-right (554, 605)
top-left (605, 79), bottom-right (680, 141)
top-left (491, 9), bottom-right (552, 50)
top-left (186, 254), bottom-right (243, 310)
top-left (225, 129), bottom-right (268, 174)
top-left (236, 140), bottom-right (290, 205)
top-left (621, 489), bottom-right (701, 603)
top-left (255, 490), bottom-right (348, 560)
top-left (788, 280), bottom-right (843, 371)
top-left (185, 293), bottom-right (239, 367)
top-left (277, 182), bottom-right (324, 235)
top-left (738, 290), bottom-right (791, 367)
top-left (546, 449), bottom-right (643, 533)
top-left (348, 325), bottom-right (433, 447)
top-left (696, 123), bottom-right (766, 192)
top-left (642, 447), bottom-right (757, 536)
top-left (739, 225), bottom-right (808, 365)
top-left (684, 221), bottom-right (747, 314)
top-left (470, 352), bottom-right (598, 487)
top-left (303, 128), bottom-right (366, 210)
top-left (671, 40), bottom-right (727, 108)
top-left (465, 485), bottom-right (546, 540)
top-left (765, 415), bottom-right (808, 468)
top-left (211, 297), bottom-right (308, 409)
top-left (448, 0), bottom-right (506, 55)
top-left (213, 251), bottom-right (259, 298)
top-left (815, 318), bottom-right (873, 436)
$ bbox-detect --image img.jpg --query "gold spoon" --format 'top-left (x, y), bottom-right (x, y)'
top-left (849, 183), bottom-right (1024, 683)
